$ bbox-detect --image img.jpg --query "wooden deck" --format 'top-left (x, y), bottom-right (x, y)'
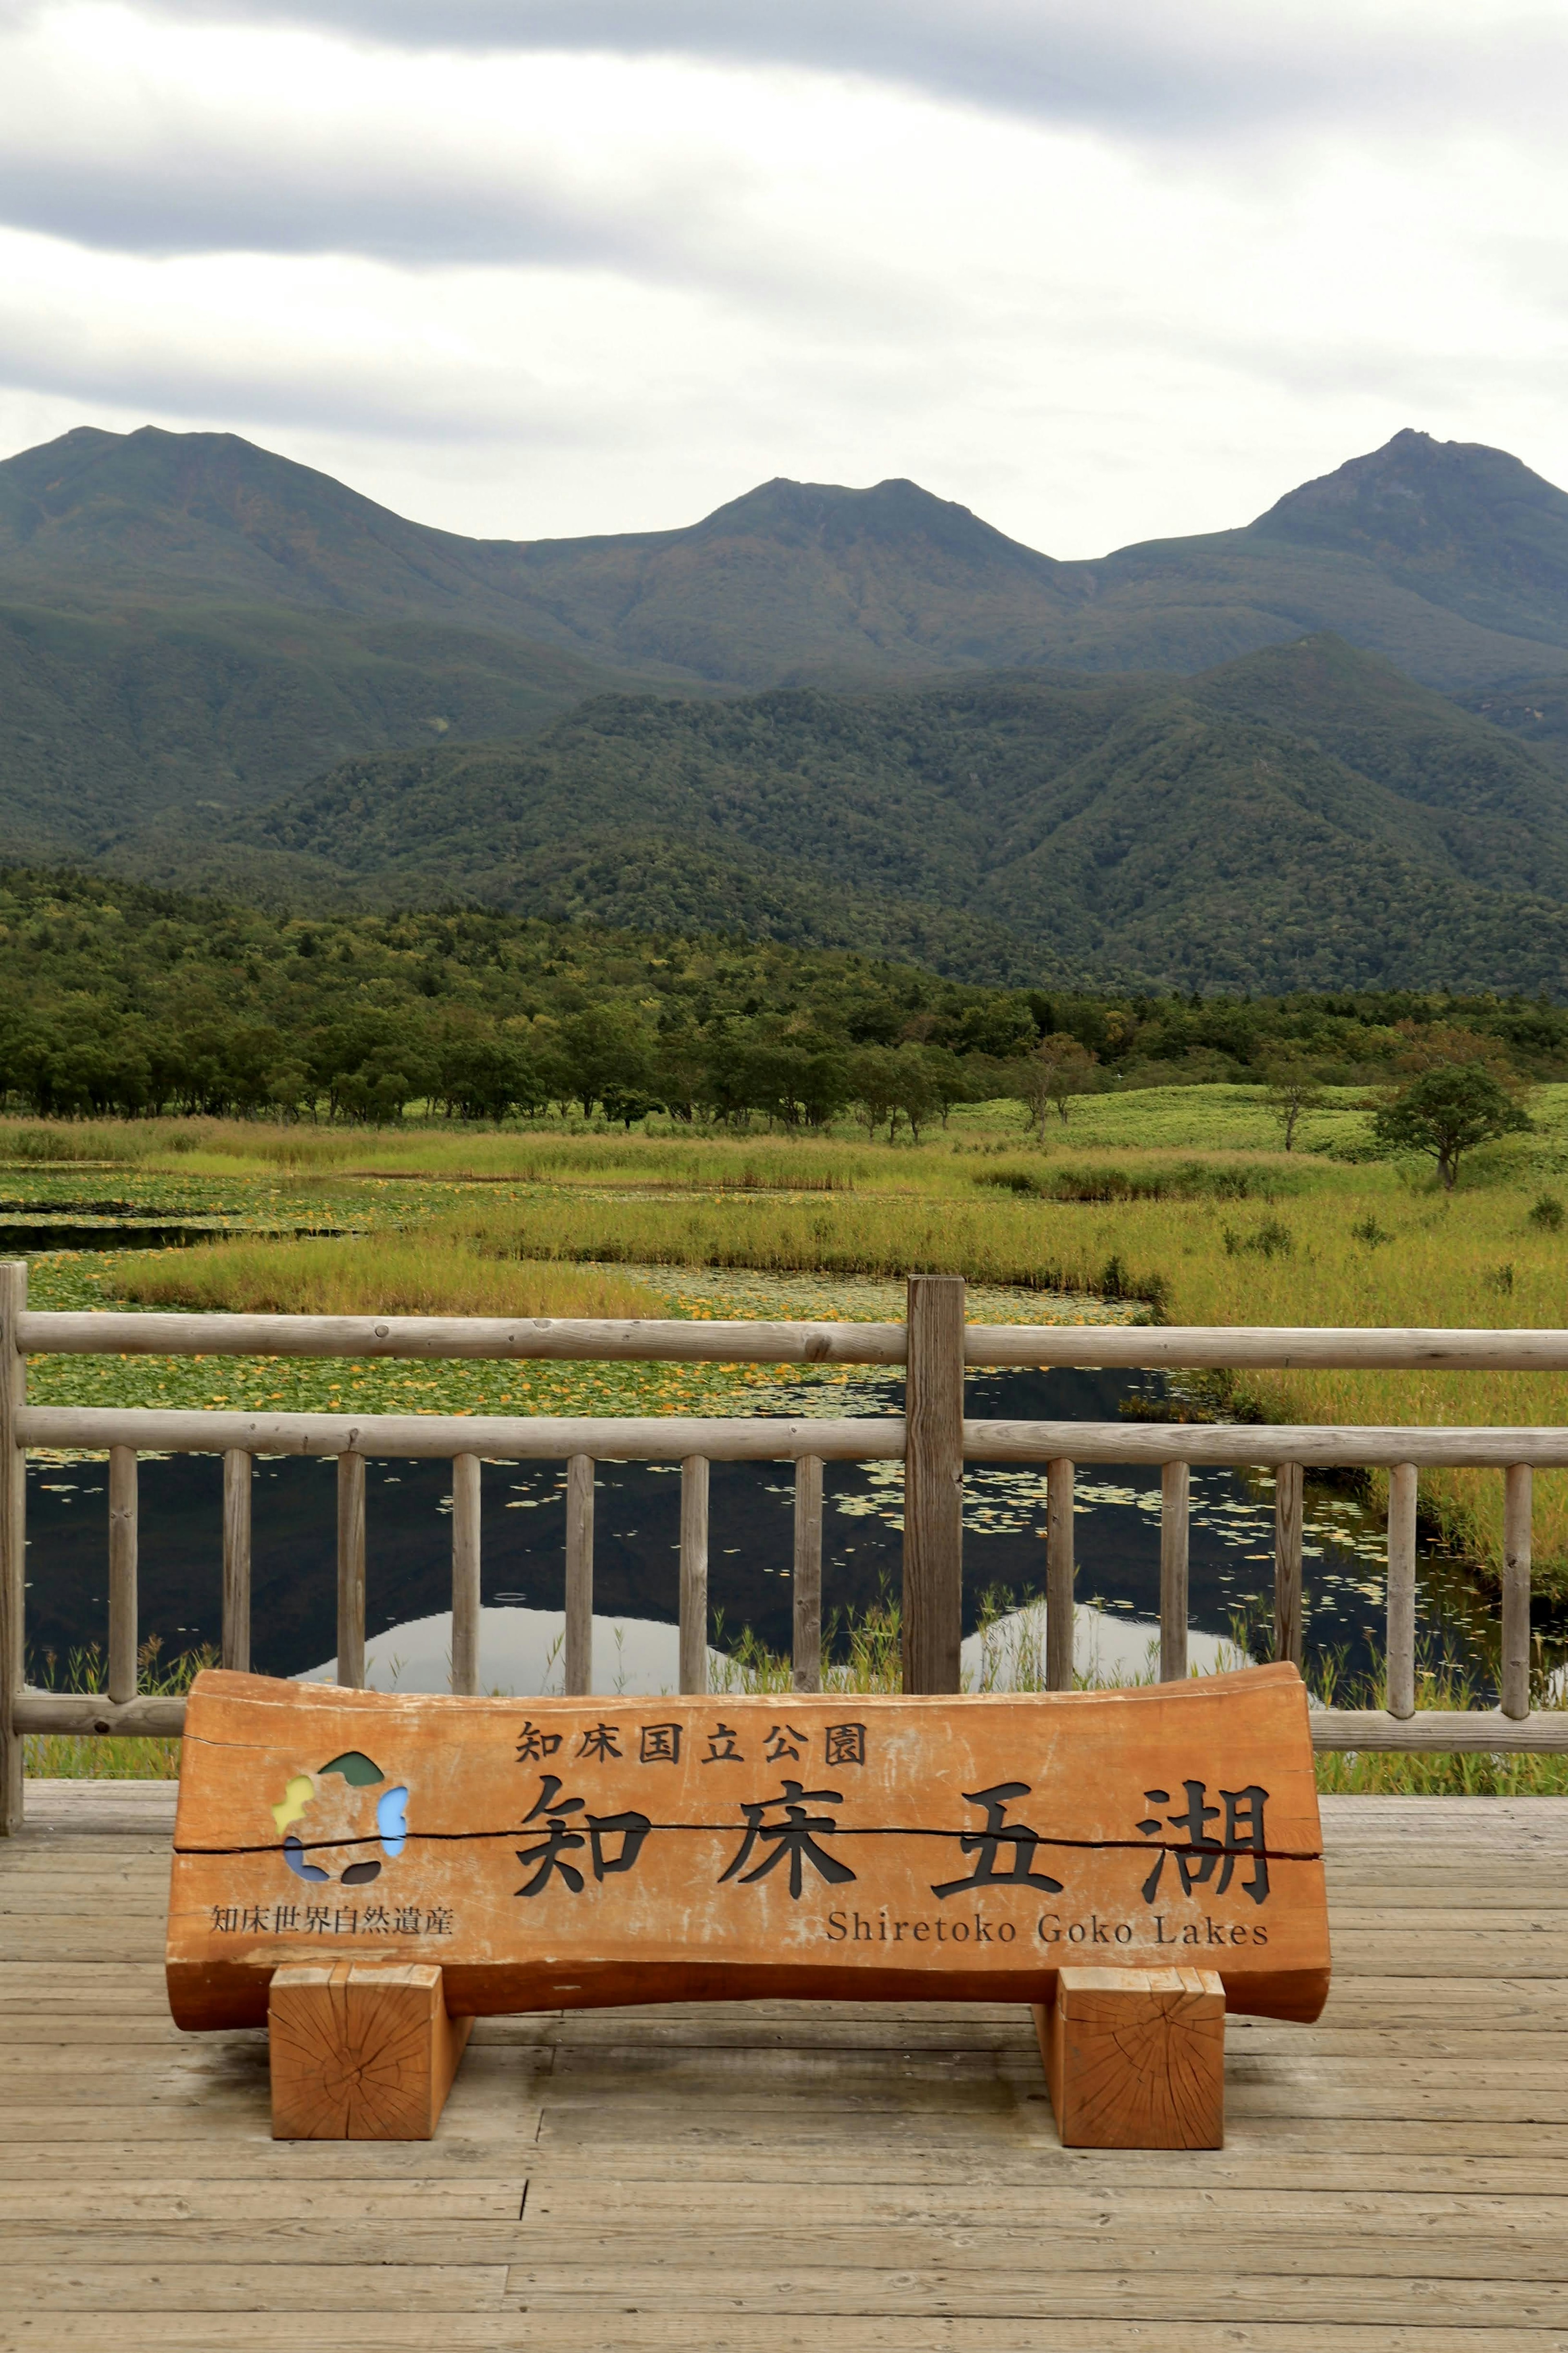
top-left (2, 1782), bottom-right (1566, 2353)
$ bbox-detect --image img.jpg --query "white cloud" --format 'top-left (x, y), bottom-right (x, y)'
top-left (0, 0), bottom-right (1564, 558)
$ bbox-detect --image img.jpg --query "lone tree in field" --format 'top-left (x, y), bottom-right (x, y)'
top-left (1263, 1062), bottom-right (1325, 1152)
top-left (1372, 1064), bottom-right (1529, 1192)
top-left (1016, 1034), bottom-right (1098, 1141)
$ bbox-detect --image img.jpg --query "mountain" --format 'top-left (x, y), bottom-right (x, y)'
top-left (7, 422), bottom-right (1568, 696)
top-left (9, 421), bottom-right (1568, 990)
top-left (155, 635), bottom-right (1568, 994)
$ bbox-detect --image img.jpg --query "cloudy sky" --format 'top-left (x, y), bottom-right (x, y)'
top-left (0, 0), bottom-right (1564, 553)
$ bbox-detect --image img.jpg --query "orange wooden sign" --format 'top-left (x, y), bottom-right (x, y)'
top-left (167, 1663), bottom-right (1329, 2032)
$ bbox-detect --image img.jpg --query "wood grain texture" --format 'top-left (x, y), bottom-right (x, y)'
top-left (269, 1962), bottom-right (472, 2141)
top-left (165, 1664), bottom-right (1327, 2033)
top-left (12, 1787), bottom-right (1568, 2342)
top-left (1037, 1966), bottom-right (1225, 2148)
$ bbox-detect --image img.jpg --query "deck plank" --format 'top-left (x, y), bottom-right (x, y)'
top-left (2, 1782), bottom-right (1566, 2352)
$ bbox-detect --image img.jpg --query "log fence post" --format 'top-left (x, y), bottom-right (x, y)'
top-left (1159, 1461), bottom-right (1189, 1682)
top-left (564, 1453), bottom-right (595, 1697)
top-left (1386, 1463), bottom-right (1418, 1720)
top-left (1274, 1461), bottom-right (1303, 1669)
top-left (1046, 1458), bottom-right (1075, 1691)
top-left (679, 1455), bottom-right (709, 1695)
top-left (222, 1449), bottom-right (252, 1675)
top-left (450, 1453), bottom-right (481, 1696)
top-left (337, 1454), bottom-right (366, 1690)
top-left (901, 1274), bottom-right (965, 1694)
top-left (792, 1454), bottom-right (823, 1693)
top-left (107, 1446), bottom-right (138, 1706)
top-left (0, 1261), bottom-right (25, 1833)
top-left (1501, 1463), bottom-right (1532, 1721)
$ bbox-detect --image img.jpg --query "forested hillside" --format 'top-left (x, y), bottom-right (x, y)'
top-left (2, 863), bottom-right (1562, 1126)
top-left (173, 636), bottom-right (1568, 995)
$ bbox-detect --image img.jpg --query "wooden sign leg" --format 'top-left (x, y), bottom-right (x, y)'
top-left (1034, 1967), bottom-right (1225, 2149)
top-left (269, 1962), bottom-right (473, 2140)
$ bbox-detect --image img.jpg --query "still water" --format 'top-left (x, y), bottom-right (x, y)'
top-left (23, 1361), bottom-right (1506, 1699)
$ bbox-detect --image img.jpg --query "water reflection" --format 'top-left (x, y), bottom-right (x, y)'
top-left (22, 1358), bottom-right (1523, 1699)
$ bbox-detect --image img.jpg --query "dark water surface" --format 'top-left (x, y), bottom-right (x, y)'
top-left (23, 1363), bottom-right (1512, 1695)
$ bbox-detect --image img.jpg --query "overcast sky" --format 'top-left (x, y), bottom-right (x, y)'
top-left (0, 0), bottom-right (1564, 554)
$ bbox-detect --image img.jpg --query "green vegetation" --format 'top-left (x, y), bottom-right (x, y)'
top-left (1372, 1064), bottom-right (1531, 1190)
top-left (189, 636), bottom-right (1568, 993)
top-left (117, 1239), bottom-right (665, 1320)
top-left (8, 859), bottom-right (1568, 1124)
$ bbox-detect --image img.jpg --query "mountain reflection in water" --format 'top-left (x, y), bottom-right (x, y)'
top-left (22, 1361), bottom-right (1502, 1696)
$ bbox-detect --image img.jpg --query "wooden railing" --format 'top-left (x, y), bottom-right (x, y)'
top-left (4, 1262), bottom-right (1568, 1831)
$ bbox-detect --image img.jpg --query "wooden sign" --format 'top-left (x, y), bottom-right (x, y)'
top-left (167, 1662), bottom-right (1329, 2036)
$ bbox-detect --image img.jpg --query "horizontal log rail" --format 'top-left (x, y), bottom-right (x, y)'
top-left (16, 1691), bottom-right (1567, 1751)
top-left (14, 1406), bottom-right (905, 1462)
top-left (20, 1310), bottom-right (1568, 1370)
top-left (6, 1267), bottom-right (1568, 1836)
top-left (16, 1404), bottom-right (1568, 1471)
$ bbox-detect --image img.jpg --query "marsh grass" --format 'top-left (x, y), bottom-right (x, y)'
top-left (116, 1235), bottom-right (670, 1321)
top-left (22, 1635), bottom-right (211, 1779)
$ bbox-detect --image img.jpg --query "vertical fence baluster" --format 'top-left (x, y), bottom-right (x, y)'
top-left (793, 1454), bottom-right (824, 1694)
top-left (902, 1273), bottom-right (965, 1695)
top-left (1047, 1457), bottom-right (1075, 1691)
top-left (450, 1452), bottom-right (481, 1696)
top-left (1386, 1461), bottom-right (1418, 1720)
top-left (0, 1260), bottom-right (26, 1833)
top-left (222, 1449), bottom-right (252, 1675)
top-left (336, 1454), bottom-right (366, 1689)
top-left (1274, 1461), bottom-right (1303, 1669)
top-left (107, 1446), bottom-right (138, 1706)
top-left (1502, 1463), bottom-right (1532, 1722)
top-left (679, 1455), bottom-right (709, 1696)
top-left (564, 1453), bottom-right (595, 1697)
top-left (1159, 1460), bottom-right (1189, 1682)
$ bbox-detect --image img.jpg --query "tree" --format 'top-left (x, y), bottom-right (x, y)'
top-left (846, 1047), bottom-right (900, 1140)
top-left (1372, 1063), bottom-right (1530, 1191)
top-left (1013, 1034), bottom-right (1097, 1140)
top-left (1263, 1061), bottom-right (1326, 1152)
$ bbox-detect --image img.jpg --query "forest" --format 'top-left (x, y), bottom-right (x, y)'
top-left (2, 862), bottom-right (1565, 1129)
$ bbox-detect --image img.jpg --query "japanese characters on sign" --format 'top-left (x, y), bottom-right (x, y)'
top-left (170, 1673), bottom-right (1325, 2032)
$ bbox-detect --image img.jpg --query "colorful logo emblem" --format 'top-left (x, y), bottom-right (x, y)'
top-left (270, 1749), bottom-right (409, 1887)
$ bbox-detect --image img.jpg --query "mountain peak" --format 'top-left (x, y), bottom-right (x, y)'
top-left (1250, 428), bottom-right (1568, 546)
top-left (1244, 428), bottom-right (1568, 641)
top-left (684, 473), bottom-right (1062, 580)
